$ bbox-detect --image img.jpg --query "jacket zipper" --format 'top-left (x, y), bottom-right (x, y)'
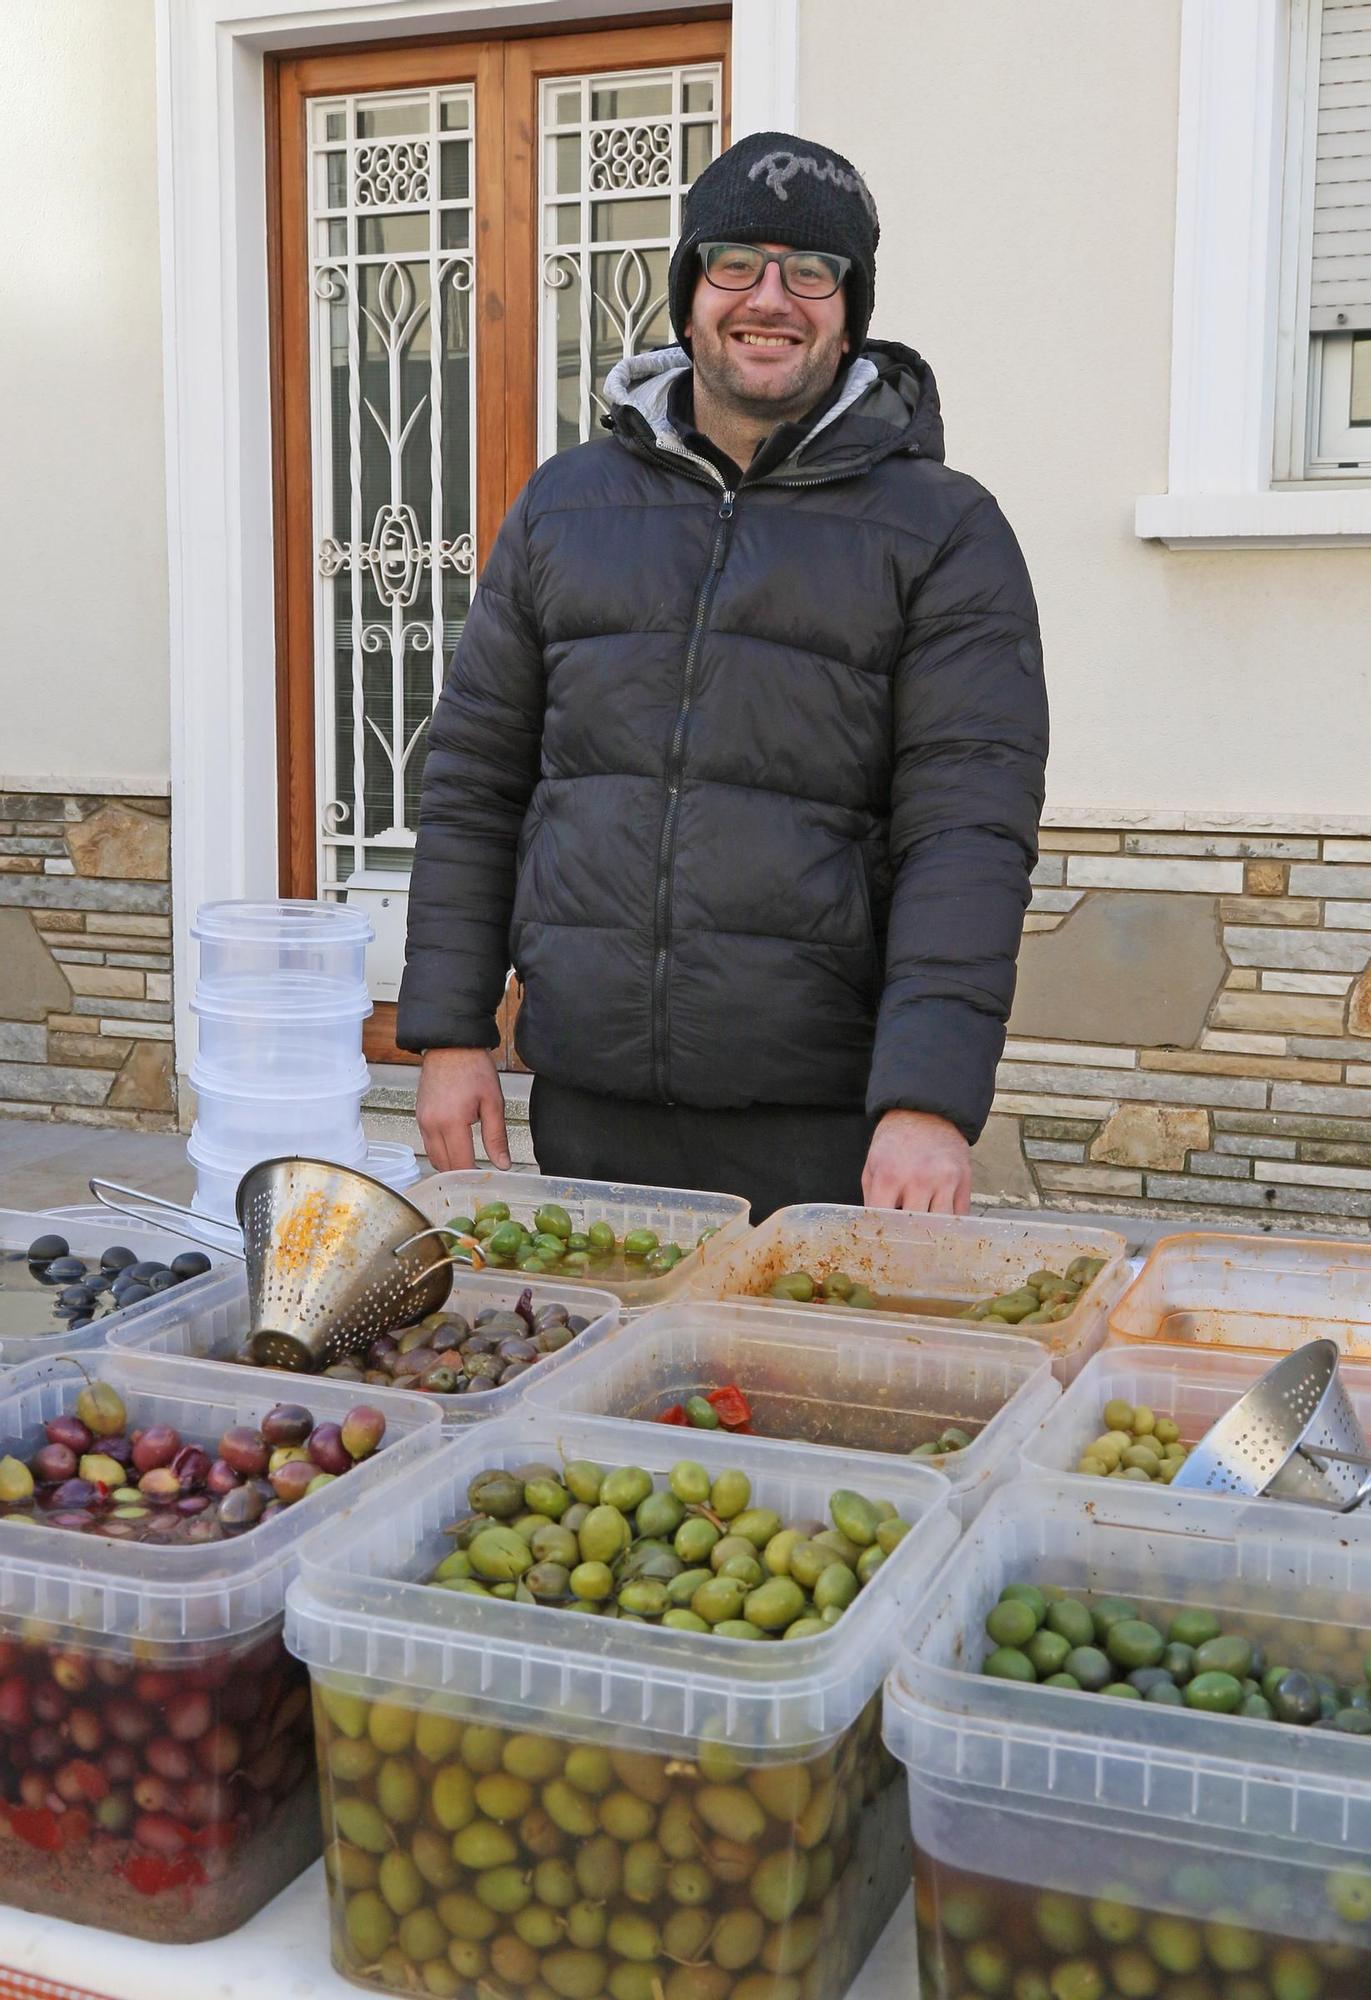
top-left (651, 486), bottom-right (736, 1101)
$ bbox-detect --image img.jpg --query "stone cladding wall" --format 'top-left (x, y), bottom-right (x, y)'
top-left (972, 827), bottom-right (1371, 1231)
top-left (0, 792), bottom-right (175, 1129)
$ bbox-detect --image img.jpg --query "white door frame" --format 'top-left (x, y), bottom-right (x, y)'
top-left (155, 0), bottom-right (798, 1066)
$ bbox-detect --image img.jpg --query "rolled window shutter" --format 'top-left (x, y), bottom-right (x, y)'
top-left (1312, 0), bottom-right (1371, 329)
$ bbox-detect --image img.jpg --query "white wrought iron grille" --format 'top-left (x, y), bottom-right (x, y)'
top-left (307, 88), bottom-right (476, 894)
top-left (539, 66), bottom-right (722, 455)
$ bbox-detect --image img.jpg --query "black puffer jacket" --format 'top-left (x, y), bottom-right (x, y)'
top-left (398, 342), bottom-right (1047, 1140)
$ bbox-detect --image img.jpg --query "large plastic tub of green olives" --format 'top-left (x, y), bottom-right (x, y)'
top-left (690, 1204), bottom-right (1130, 1385)
top-left (107, 1263), bottom-right (621, 1429)
top-left (1022, 1340), bottom-right (1371, 1497)
top-left (408, 1170), bottom-right (753, 1311)
top-left (0, 1348), bottom-right (442, 1945)
top-left (522, 1298), bottom-right (1060, 1524)
top-left (284, 1410), bottom-right (958, 2000)
top-left (886, 1475), bottom-right (1371, 2000)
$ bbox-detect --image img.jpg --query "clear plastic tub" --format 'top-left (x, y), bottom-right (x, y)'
top-left (694, 1205), bottom-right (1129, 1381)
top-left (888, 1477), bottom-right (1371, 1999)
top-left (0, 1207), bottom-right (233, 1368)
top-left (364, 1141), bottom-right (420, 1193)
top-left (192, 899), bottom-right (373, 986)
top-left (286, 1412), bottom-right (957, 2000)
top-left (1023, 1339), bottom-right (1371, 1495)
top-left (186, 1127), bottom-right (368, 1223)
top-left (409, 1170), bottom-right (752, 1310)
top-left (1110, 1230), bottom-right (1371, 1359)
top-left (192, 972), bottom-right (371, 1086)
top-left (188, 1060), bottom-right (369, 1160)
top-left (0, 1349), bottom-right (439, 1941)
top-left (524, 1299), bottom-right (1059, 1522)
top-left (107, 1264), bottom-right (621, 1428)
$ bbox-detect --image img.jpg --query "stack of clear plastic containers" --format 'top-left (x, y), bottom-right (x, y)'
top-left (188, 901), bottom-right (404, 1222)
top-left (285, 1412), bottom-right (957, 2000)
top-left (886, 1477), bottom-right (1371, 2000)
top-left (0, 1349), bottom-right (441, 1941)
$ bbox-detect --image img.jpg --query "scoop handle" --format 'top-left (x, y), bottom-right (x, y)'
top-left (87, 1178), bottom-right (246, 1259)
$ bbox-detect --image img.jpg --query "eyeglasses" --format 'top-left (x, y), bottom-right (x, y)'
top-left (697, 241), bottom-right (851, 301)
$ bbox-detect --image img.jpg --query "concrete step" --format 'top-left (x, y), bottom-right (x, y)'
top-left (363, 1068), bottom-right (535, 1168)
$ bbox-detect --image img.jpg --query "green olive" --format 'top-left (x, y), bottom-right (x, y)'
top-left (747, 1762), bottom-right (812, 1822)
top-left (328, 1736), bottom-right (379, 1785)
top-left (636, 1490), bottom-right (687, 1539)
top-left (696, 1784), bottom-right (767, 1844)
top-left (587, 1221), bottom-right (617, 1254)
top-left (685, 1396), bottom-right (721, 1428)
top-left (563, 1745), bottom-right (614, 1794)
top-left (769, 1271), bottom-right (816, 1302)
top-left (534, 1856), bottom-right (578, 1908)
top-left (719, 1553), bottom-right (766, 1590)
top-left (667, 1859), bottom-right (714, 1905)
top-left (542, 1778), bottom-right (600, 1837)
top-left (468, 1525), bottom-right (535, 1582)
top-left (619, 1579), bottom-right (671, 1619)
top-left (668, 1567), bottom-right (714, 1607)
top-left (345, 1887), bottom-right (395, 1959)
top-left (410, 1828), bottom-right (457, 1891)
top-left (569, 1560), bottom-right (614, 1602)
top-left (623, 1229), bottom-right (660, 1259)
top-left (542, 1949), bottom-right (611, 2000)
top-left (712, 1906), bottom-right (766, 1970)
top-left (692, 1576), bottom-right (749, 1625)
top-left (814, 1564), bottom-right (860, 1614)
top-left (511, 1902), bottom-right (563, 1951)
top-left (377, 1849), bottom-right (424, 1917)
top-left (599, 1789), bottom-right (656, 1842)
top-left (829, 1491), bottom-right (880, 1548)
top-left (429, 1762), bottom-right (477, 1832)
top-left (579, 1504), bottom-right (632, 1564)
top-left (335, 1798), bottom-right (392, 1855)
top-left (563, 1460), bottom-right (603, 1505)
top-left (622, 1836), bottom-right (669, 1904)
top-left (565, 1899), bottom-right (608, 1949)
top-left (473, 1862), bottom-right (532, 1914)
top-left (574, 1832), bottom-right (623, 1900)
top-left (675, 1517), bottom-right (721, 1566)
top-left (435, 1889), bottom-right (497, 1941)
top-left (710, 1469), bottom-right (752, 1520)
top-left (715, 1619), bottom-right (767, 1640)
top-left (745, 1577), bottom-right (807, 1631)
top-left (600, 1466), bottom-right (654, 1512)
top-left (750, 1848), bottom-right (810, 1923)
top-left (669, 1460), bottom-right (711, 1506)
top-left (608, 1910), bottom-right (663, 1963)
top-left (376, 1755), bottom-right (422, 1824)
top-left (452, 1819), bottom-right (518, 1870)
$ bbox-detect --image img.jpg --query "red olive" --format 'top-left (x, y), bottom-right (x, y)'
top-left (133, 1811), bottom-right (188, 1855)
top-left (269, 1459), bottom-right (315, 1506)
top-left (196, 1723), bottom-right (240, 1776)
top-left (103, 1697), bottom-right (152, 1745)
top-left (28, 1726), bottom-right (63, 1767)
top-left (131, 1425), bottom-right (181, 1475)
top-left (145, 1736), bottom-right (193, 1782)
top-left (101, 1744), bottom-right (137, 1784)
top-left (67, 1708), bottom-right (103, 1754)
top-left (206, 1458), bottom-right (243, 1496)
top-left (0, 1677), bottom-right (30, 1730)
top-left (132, 1773), bottom-right (176, 1814)
top-left (216, 1426), bottom-right (270, 1479)
top-left (260, 1405), bottom-right (312, 1448)
top-left (166, 1690), bottom-right (212, 1741)
top-left (44, 1416), bottom-right (93, 1456)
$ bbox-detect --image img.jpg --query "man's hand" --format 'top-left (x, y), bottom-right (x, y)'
top-left (862, 1109), bottom-right (972, 1214)
top-left (415, 1047), bottom-right (511, 1173)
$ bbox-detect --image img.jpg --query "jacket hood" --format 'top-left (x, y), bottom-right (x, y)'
top-left (603, 338), bottom-right (945, 475)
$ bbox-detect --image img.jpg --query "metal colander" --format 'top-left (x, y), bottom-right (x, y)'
top-left (90, 1161), bottom-right (481, 1371)
top-left (1170, 1338), bottom-right (1371, 1512)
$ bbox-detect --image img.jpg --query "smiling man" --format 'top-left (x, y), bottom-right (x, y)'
top-left (398, 130), bottom-right (1048, 1220)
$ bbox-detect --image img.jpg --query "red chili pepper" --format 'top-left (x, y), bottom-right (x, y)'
top-left (122, 1852), bottom-right (207, 1896)
top-left (705, 1384), bottom-right (753, 1431)
top-left (655, 1404), bottom-right (688, 1426)
top-left (8, 1806), bottom-right (62, 1853)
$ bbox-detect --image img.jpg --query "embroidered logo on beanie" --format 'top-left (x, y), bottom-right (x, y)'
top-left (746, 149), bottom-right (879, 226)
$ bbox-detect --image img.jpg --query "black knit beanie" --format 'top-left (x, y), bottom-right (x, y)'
top-left (669, 130), bottom-right (880, 355)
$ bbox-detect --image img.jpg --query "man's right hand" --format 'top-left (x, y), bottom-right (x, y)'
top-left (415, 1047), bottom-right (511, 1172)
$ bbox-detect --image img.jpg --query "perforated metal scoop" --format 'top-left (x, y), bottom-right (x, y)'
top-left (1170, 1338), bottom-right (1371, 1512)
top-left (91, 1161), bottom-right (481, 1371)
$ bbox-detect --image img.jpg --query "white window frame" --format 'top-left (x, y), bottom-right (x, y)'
top-left (156, 0), bottom-right (798, 1066)
top-left (1135, 0), bottom-right (1371, 548)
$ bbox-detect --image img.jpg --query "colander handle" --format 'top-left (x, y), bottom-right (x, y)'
top-left (87, 1178), bottom-right (246, 1260)
top-left (392, 1226), bottom-right (486, 1277)
top-left (1299, 1443), bottom-right (1371, 1473)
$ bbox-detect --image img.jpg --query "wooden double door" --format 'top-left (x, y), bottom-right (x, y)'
top-left (269, 13), bottom-right (730, 1061)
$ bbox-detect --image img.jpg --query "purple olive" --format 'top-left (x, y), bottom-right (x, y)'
top-left (49, 1478), bottom-right (97, 1511)
top-left (32, 1445), bottom-right (78, 1485)
top-left (46, 1510), bottom-right (96, 1531)
top-left (44, 1416), bottom-right (94, 1456)
top-left (171, 1445), bottom-right (212, 1490)
top-left (261, 1405), bottom-right (312, 1448)
top-left (175, 1494), bottom-right (212, 1516)
top-left (131, 1426), bottom-right (181, 1475)
top-left (306, 1424), bottom-right (349, 1476)
top-left (97, 1435), bottom-right (134, 1469)
top-left (205, 1458), bottom-right (242, 1496)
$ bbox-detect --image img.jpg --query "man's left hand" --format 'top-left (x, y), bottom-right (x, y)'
top-left (862, 1109), bottom-right (972, 1214)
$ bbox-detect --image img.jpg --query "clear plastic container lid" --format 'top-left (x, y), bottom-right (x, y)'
top-left (0, 1349), bottom-right (441, 1651)
top-left (286, 1412), bottom-right (956, 1758)
top-left (192, 973), bottom-right (372, 1023)
top-left (188, 1055), bottom-right (371, 1101)
top-left (365, 1142), bottom-right (420, 1191)
top-left (185, 1128), bottom-right (368, 1173)
top-left (522, 1299), bottom-right (1058, 1517)
top-left (192, 900), bottom-right (374, 946)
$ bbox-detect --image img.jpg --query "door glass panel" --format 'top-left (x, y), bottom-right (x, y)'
top-left (538, 61), bottom-right (722, 454)
top-left (308, 83), bottom-right (477, 899)
top-left (1353, 336), bottom-right (1371, 425)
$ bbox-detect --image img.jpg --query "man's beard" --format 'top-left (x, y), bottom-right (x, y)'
top-left (691, 320), bottom-right (847, 425)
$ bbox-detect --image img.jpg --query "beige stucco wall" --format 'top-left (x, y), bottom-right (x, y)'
top-left (799, 0), bottom-right (1371, 825)
top-left (0, 0), bottom-right (168, 792)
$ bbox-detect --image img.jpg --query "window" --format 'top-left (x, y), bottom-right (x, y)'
top-left (1279, 0), bottom-right (1371, 480)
